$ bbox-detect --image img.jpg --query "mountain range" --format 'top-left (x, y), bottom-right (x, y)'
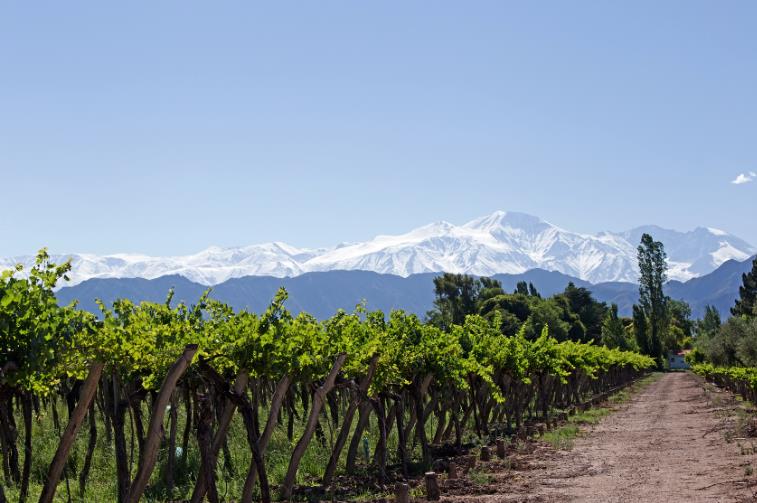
top-left (2, 211), bottom-right (755, 286)
top-left (54, 255), bottom-right (755, 321)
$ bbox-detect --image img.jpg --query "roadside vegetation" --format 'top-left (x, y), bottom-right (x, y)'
top-left (689, 257), bottom-right (757, 403)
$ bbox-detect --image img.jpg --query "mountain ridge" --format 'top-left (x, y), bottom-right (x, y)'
top-left (3, 211), bottom-right (754, 286)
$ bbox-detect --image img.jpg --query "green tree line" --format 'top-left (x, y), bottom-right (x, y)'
top-left (690, 256), bottom-right (757, 367)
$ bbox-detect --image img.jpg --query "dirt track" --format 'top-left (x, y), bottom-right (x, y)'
top-left (444, 372), bottom-right (757, 503)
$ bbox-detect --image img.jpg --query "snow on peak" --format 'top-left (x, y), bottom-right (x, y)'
top-left (464, 211), bottom-right (547, 232)
top-left (711, 241), bottom-right (751, 265)
top-left (707, 227), bottom-right (728, 237)
top-left (3, 211), bottom-right (755, 286)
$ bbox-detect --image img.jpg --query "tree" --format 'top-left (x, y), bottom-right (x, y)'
top-left (479, 293), bottom-right (531, 324)
top-left (477, 277), bottom-right (505, 306)
top-left (528, 282), bottom-right (541, 298)
top-left (558, 282), bottom-right (607, 343)
top-left (632, 304), bottom-right (649, 355)
top-left (732, 257), bottom-right (757, 317)
top-left (514, 281), bottom-right (530, 296)
top-left (697, 305), bottom-right (722, 339)
top-left (666, 300), bottom-right (693, 351)
top-left (701, 317), bottom-right (744, 366)
top-left (513, 281), bottom-right (540, 297)
top-left (524, 298), bottom-right (571, 341)
top-left (636, 233), bottom-right (668, 362)
top-left (551, 294), bottom-right (586, 342)
top-left (602, 304), bottom-right (631, 350)
top-left (688, 305), bottom-right (721, 365)
top-left (427, 273), bottom-right (482, 329)
top-left (735, 317), bottom-right (757, 366)
top-left (694, 307), bottom-right (757, 367)
top-left (477, 292), bottom-right (575, 340)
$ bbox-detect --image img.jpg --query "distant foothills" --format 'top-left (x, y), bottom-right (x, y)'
top-left (55, 254), bottom-right (756, 321)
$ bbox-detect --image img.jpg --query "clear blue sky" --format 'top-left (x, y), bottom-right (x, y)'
top-left (2, 1), bottom-right (756, 256)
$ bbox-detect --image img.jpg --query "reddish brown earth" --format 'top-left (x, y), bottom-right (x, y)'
top-left (440, 372), bottom-right (757, 503)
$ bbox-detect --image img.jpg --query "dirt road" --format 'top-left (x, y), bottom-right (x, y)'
top-left (444, 372), bottom-right (757, 503)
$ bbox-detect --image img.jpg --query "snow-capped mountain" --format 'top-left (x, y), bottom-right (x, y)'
top-left (306, 213), bottom-right (639, 282)
top-left (2, 211), bottom-right (754, 286)
top-left (615, 225), bottom-right (755, 280)
top-left (1, 243), bottom-right (324, 287)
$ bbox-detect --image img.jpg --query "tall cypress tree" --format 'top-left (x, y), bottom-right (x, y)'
top-left (602, 303), bottom-right (629, 350)
top-left (732, 257), bottom-right (757, 317)
top-left (632, 304), bottom-right (649, 355)
top-left (528, 282), bottom-right (541, 298)
top-left (515, 281), bottom-right (529, 295)
top-left (636, 233), bottom-right (668, 362)
top-left (698, 305), bottom-right (722, 337)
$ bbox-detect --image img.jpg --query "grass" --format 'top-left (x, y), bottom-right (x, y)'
top-left (409, 483), bottom-right (426, 499)
top-left (0, 397), bottom-right (350, 502)
top-left (468, 468), bottom-right (493, 485)
top-left (0, 393), bottom-right (460, 502)
top-left (541, 424), bottom-right (580, 450)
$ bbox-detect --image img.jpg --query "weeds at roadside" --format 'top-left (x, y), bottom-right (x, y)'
top-left (514, 439), bottom-right (529, 452)
top-left (572, 408), bottom-right (610, 425)
top-left (468, 469), bottom-right (493, 485)
top-left (733, 408), bottom-right (757, 437)
top-left (409, 484), bottom-right (425, 499)
top-left (738, 441), bottom-right (757, 456)
top-left (351, 488), bottom-right (392, 501)
top-left (541, 424), bottom-right (579, 450)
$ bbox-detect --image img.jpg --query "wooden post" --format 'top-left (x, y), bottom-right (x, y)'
top-left (395, 482), bottom-right (410, 503)
top-left (425, 472), bottom-right (440, 501)
top-left (448, 461), bottom-right (459, 479)
top-left (38, 362), bottom-right (105, 503)
top-left (480, 446), bottom-right (491, 462)
top-left (467, 454), bottom-right (477, 468)
top-left (496, 439), bottom-right (506, 459)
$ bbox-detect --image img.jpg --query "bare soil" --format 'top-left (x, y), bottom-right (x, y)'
top-left (440, 372), bottom-right (757, 503)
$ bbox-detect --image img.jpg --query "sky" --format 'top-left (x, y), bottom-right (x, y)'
top-left (1, 1), bottom-right (756, 257)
